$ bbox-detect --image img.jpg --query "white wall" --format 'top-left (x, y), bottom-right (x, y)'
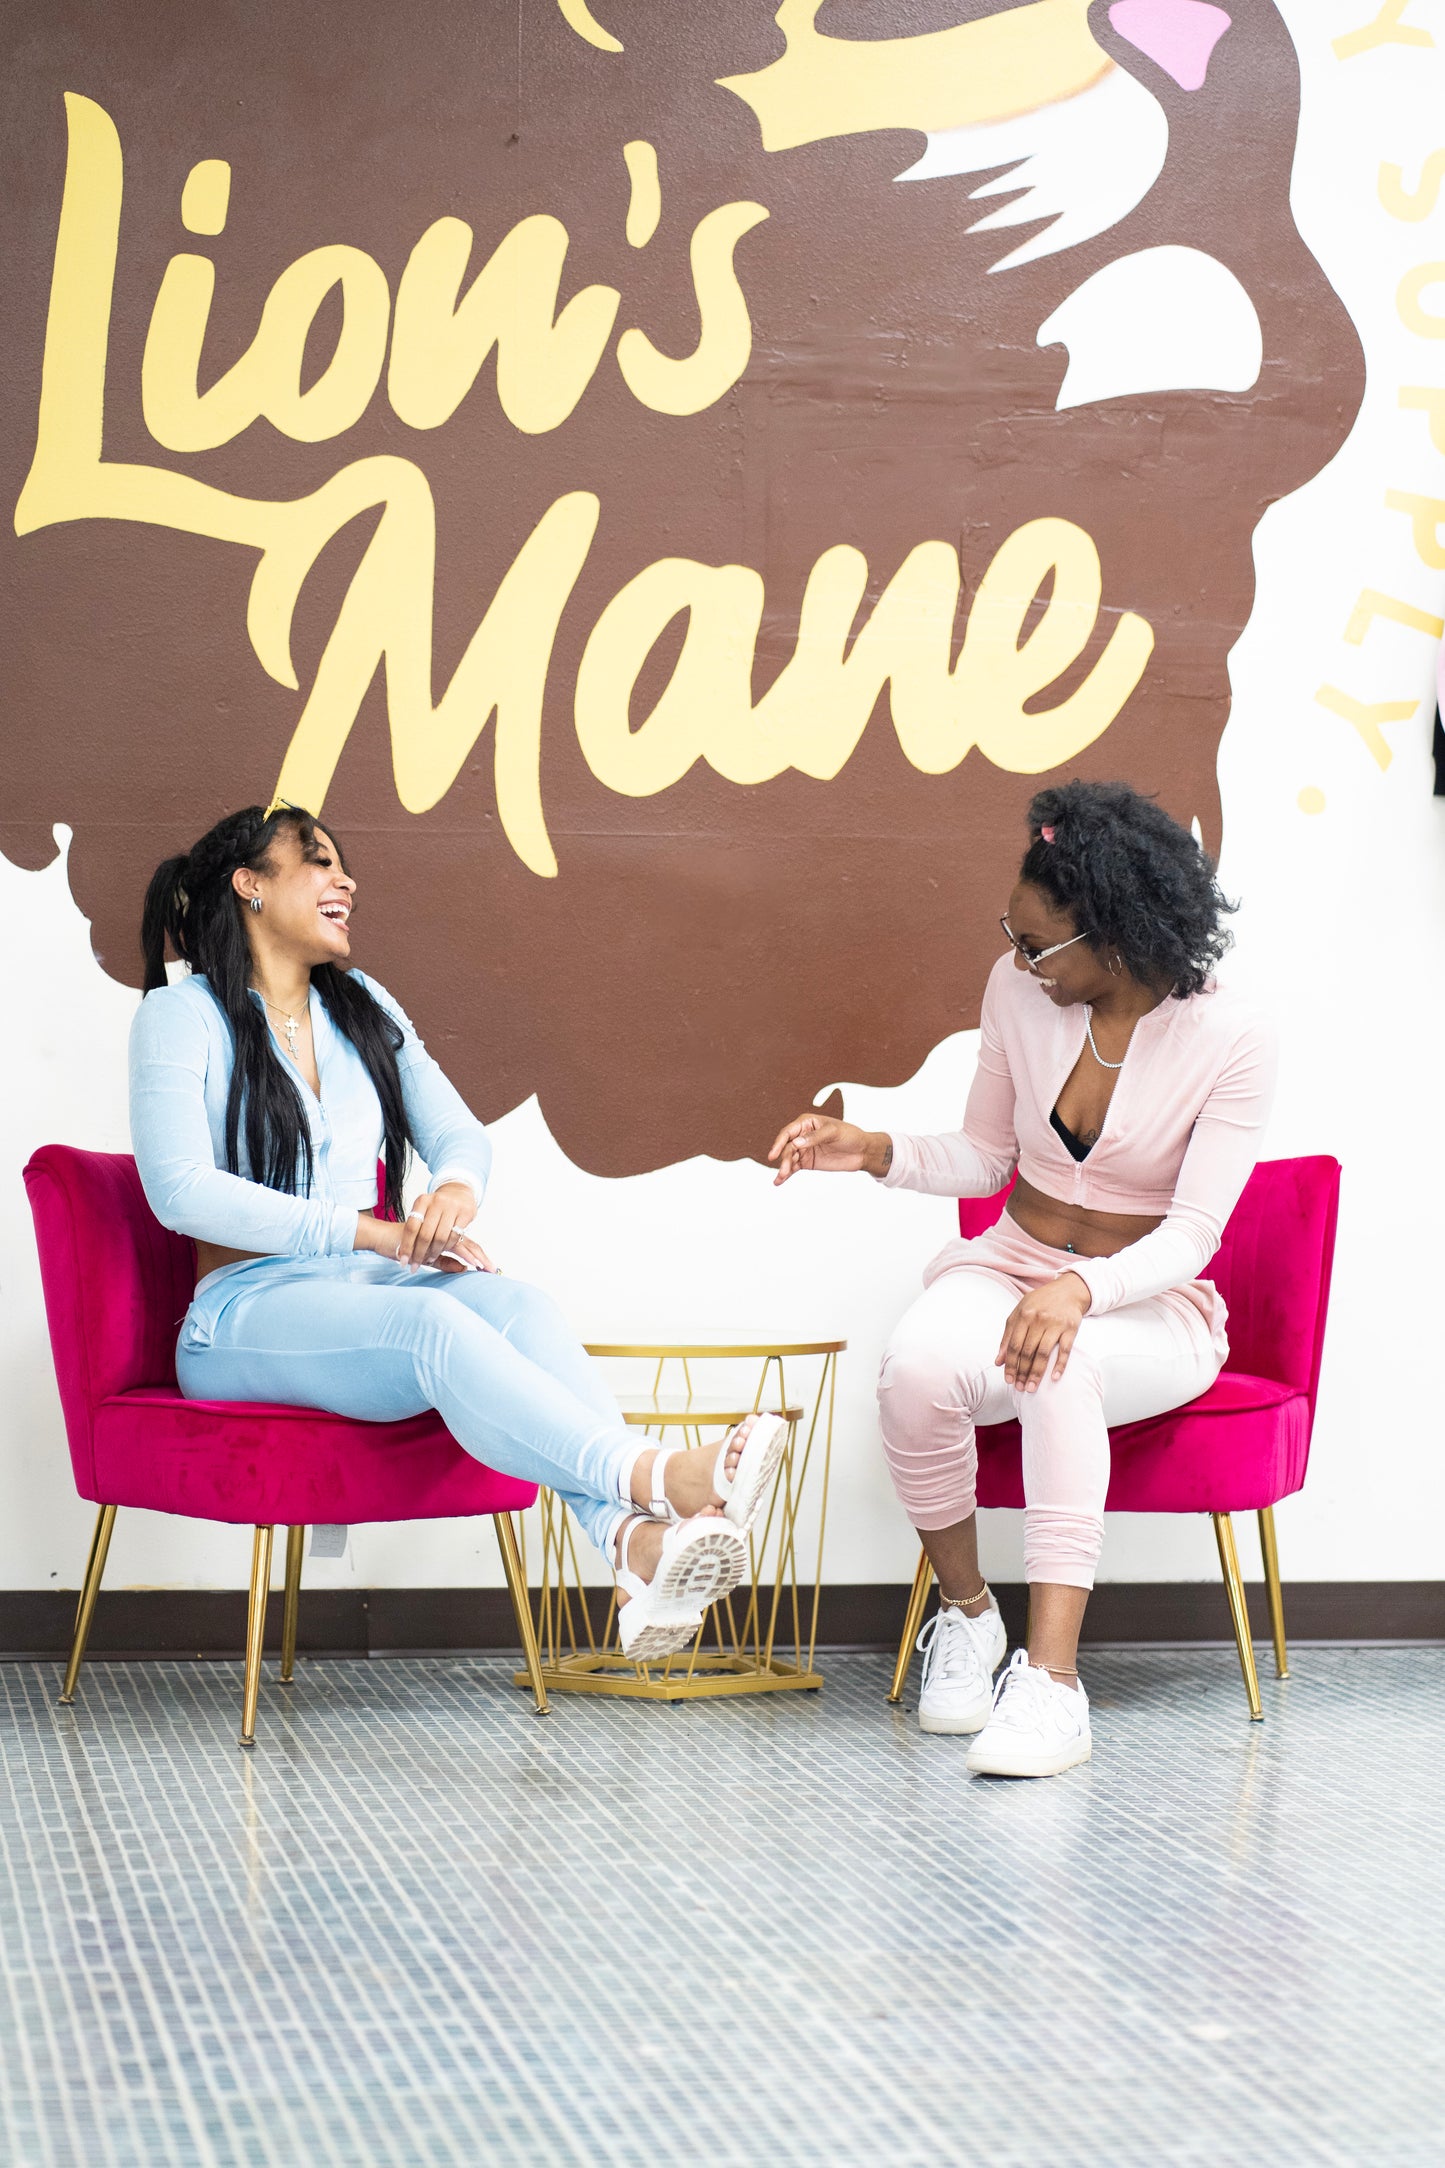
top-left (3, 0), bottom-right (1442, 1597)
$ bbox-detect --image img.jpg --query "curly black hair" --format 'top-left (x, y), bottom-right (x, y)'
top-left (1018, 781), bottom-right (1235, 998)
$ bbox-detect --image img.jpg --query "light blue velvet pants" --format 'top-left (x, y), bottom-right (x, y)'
top-left (176, 1254), bottom-right (638, 1557)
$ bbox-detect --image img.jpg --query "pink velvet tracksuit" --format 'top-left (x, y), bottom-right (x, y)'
top-left (876, 954), bottom-right (1277, 1588)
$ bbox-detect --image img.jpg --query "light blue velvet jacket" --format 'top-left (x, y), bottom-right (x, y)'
top-left (129, 969), bottom-right (491, 1270)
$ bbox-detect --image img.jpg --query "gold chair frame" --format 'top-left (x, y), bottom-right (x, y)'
top-left (59, 1506), bottom-right (549, 1747)
top-left (515, 1340), bottom-right (844, 1702)
top-left (887, 1507), bottom-right (1291, 1719)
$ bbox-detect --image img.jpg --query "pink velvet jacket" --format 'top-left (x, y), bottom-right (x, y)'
top-left (882, 952), bottom-right (1278, 1315)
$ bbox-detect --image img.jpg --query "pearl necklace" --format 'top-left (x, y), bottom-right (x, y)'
top-left (1084, 1007), bottom-right (1126, 1071)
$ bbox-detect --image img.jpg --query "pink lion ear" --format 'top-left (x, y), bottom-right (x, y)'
top-left (1108, 0), bottom-right (1231, 93)
top-left (1040, 825), bottom-right (1056, 843)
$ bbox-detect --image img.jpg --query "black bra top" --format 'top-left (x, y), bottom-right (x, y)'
top-left (1050, 1107), bottom-right (1093, 1162)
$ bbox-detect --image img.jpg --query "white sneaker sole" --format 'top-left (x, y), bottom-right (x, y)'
top-left (723, 1413), bottom-right (789, 1532)
top-left (617, 1609), bottom-right (705, 1663)
top-left (965, 1731), bottom-right (1092, 1778)
top-left (919, 1694), bottom-right (995, 1735)
top-left (616, 1520), bottom-right (747, 1661)
top-left (917, 1609), bottom-right (1008, 1734)
top-left (655, 1521), bottom-right (747, 1608)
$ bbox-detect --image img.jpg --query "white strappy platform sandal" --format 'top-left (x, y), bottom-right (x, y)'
top-left (614, 1515), bottom-right (749, 1662)
top-left (646, 1413), bottom-right (790, 1536)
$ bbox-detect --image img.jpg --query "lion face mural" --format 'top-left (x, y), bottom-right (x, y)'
top-left (0, 0), bottom-right (1360, 1173)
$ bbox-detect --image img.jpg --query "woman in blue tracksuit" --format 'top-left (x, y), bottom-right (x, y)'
top-left (131, 802), bottom-right (786, 1660)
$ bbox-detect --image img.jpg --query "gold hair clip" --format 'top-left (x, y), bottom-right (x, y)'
top-left (263, 795), bottom-right (291, 819)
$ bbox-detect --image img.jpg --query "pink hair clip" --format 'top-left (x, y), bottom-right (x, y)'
top-left (1039, 824), bottom-right (1056, 843)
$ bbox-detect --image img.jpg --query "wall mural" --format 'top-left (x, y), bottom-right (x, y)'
top-left (0, 0), bottom-right (1362, 1173)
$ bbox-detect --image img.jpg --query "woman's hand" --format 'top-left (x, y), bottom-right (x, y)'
top-left (995, 1272), bottom-right (1091, 1392)
top-left (357, 1183), bottom-right (499, 1273)
top-left (398, 1182), bottom-right (498, 1272)
top-left (768, 1113), bottom-right (890, 1185)
top-left (426, 1229), bottom-right (501, 1275)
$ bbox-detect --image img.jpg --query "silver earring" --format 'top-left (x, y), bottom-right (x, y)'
top-left (248, 896), bottom-right (262, 913)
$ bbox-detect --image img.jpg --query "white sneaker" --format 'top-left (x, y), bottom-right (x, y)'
top-left (965, 1648), bottom-right (1092, 1777)
top-left (916, 1599), bottom-right (1007, 1734)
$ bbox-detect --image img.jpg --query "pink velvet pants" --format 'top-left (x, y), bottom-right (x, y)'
top-left (876, 1216), bottom-right (1222, 1589)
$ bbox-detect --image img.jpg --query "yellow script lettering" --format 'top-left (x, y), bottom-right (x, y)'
top-left (273, 487), bottom-right (599, 872)
top-left (144, 240), bottom-right (390, 451)
top-left (20, 94), bottom-right (591, 876)
top-left (575, 518), bottom-right (1153, 795)
top-left (616, 201), bottom-right (769, 416)
top-left (180, 157), bottom-right (230, 236)
top-left (388, 215), bottom-right (620, 436)
top-left (623, 141), bottom-right (661, 249)
top-left (577, 557), bottom-right (764, 794)
top-left (17, 94), bottom-right (1154, 881)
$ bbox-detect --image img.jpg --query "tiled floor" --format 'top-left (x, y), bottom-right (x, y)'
top-left (0, 1648), bottom-right (1437, 2167)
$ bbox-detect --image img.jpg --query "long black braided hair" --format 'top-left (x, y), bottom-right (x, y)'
top-left (140, 804), bottom-right (414, 1218)
top-left (1018, 781), bottom-right (1236, 999)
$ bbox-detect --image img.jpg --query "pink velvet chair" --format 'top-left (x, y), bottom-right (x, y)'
top-left (23, 1146), bottom-right (548, 1746)
top-left (888, 1155), bottom-right (1341, 1719)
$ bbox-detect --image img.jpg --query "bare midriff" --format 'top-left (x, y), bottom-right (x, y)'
top-left (1005, 1173), bottom-right (1163, 1258)
top-left (194, 1240), bottom-right (265, 1285)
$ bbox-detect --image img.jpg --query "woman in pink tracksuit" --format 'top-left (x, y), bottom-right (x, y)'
top-left (769, 781), bottom-right (1276, 1777)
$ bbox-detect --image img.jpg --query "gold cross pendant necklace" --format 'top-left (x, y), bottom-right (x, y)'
top-left (257, 993), bottom-right (302, 1061)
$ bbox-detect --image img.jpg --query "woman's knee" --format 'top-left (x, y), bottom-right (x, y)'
top-left (394, 1289), bottom-right (480, 1383)
top-left (487, 1274), bottom-right (574, 1348)
top-left (440, 1270), bottom-right (560, 1336)
top-left (1023, 1337), bottom-right (1104, 1415)
top-left (877, 1311), bottom-right (990, 1431)
top-left (875, 1316), bottom-right (988, 1524)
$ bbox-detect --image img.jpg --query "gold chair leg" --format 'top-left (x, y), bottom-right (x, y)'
top-left (240, 1525), bottom-right (274, 1749)
top-left (279, 1526), bottom-right (304, 1684)
top-left (495, 1512), bottom-right (549, 1714)
top-left (1257, 1506), bottom-right (1290, 1679)
top-left (1213, 1512), bottom-right (1262, 1722)
top-left (888, 1549), bottom-right (934, 1703)
top-left (59, 1504), bottom-right (116, 1705)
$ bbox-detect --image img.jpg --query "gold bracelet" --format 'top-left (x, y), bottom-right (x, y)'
top-left (939, 1582), bottom-right (990, 1610)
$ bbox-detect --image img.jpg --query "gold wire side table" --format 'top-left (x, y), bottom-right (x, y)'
top-left (514, 1339), bottom-right (844, 1703)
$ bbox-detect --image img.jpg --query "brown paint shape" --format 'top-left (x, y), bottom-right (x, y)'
top-left (0, 0), bottom-right (1362, 1175)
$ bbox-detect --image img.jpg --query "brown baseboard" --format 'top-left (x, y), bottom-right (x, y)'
top-left (814, 1581), bottom-right (1445, 1650)
top-left (0, 1580), bottom-right (1439, 1660)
